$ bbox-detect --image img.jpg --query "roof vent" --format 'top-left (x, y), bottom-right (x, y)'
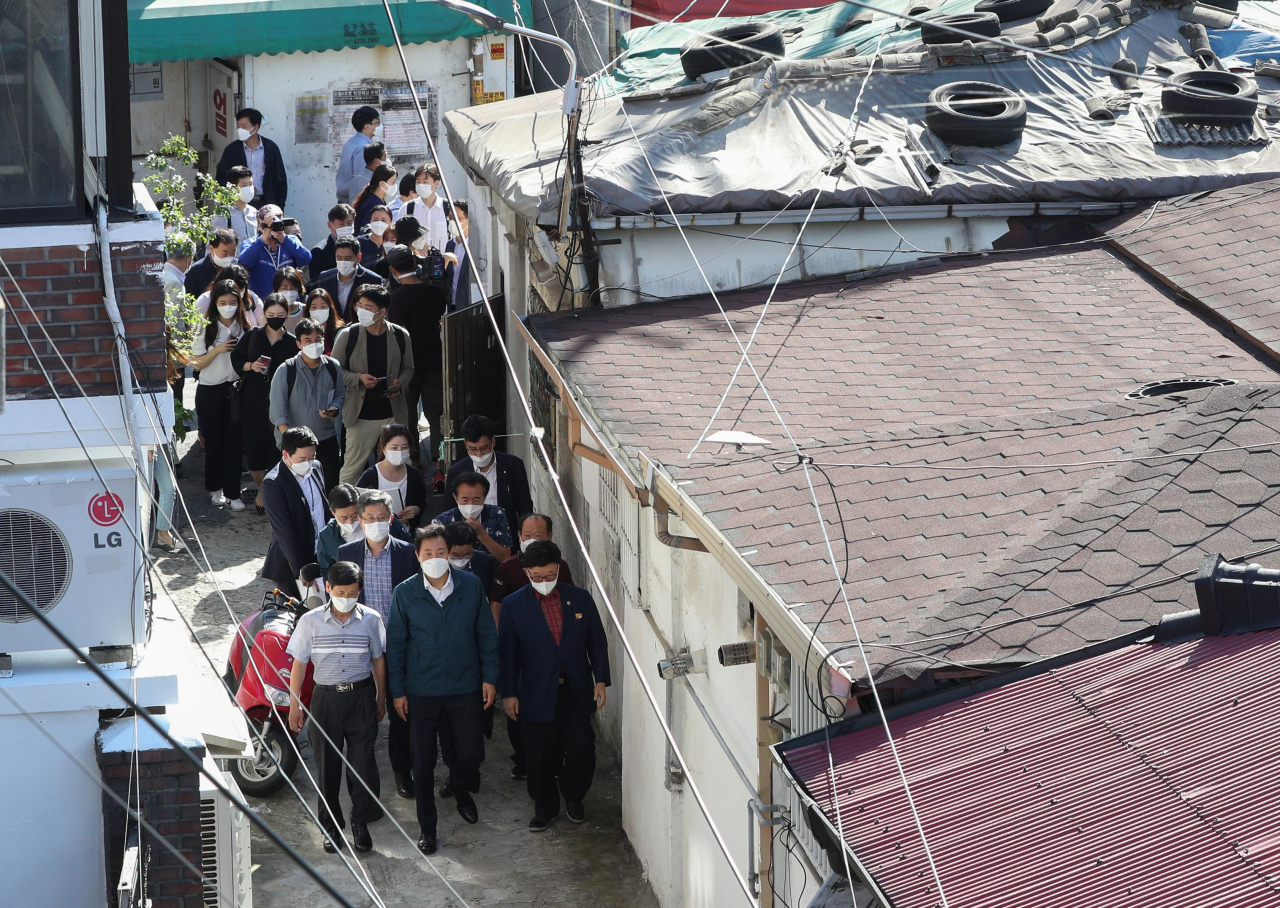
top-left (1125, 377), bottom-right (1235, 400)
top-left (1156, 554), bottom-right (1280, 643)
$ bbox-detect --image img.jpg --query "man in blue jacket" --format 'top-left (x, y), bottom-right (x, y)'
top-left (238, 206), bottom-right (312, 301)
top-left (387, 524), bottom-right (498, 855)
top-left (499, 540), bottom-right (610, 831)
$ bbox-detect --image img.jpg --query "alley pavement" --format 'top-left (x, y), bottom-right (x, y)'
top-left (154, 416), bottom-right (656, 908)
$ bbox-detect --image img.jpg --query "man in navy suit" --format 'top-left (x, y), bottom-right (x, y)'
top-left (446, 413), bottom-right (534, 532)
top-left (312, 236), bottom-right (383, 323)
top-left (262, 427), bottom-right (330, 591)
top-left (338, 489), bottom-right (420, 799)
top-left (216, 108), bottom-right (288, 208)
top-left (499, 540), bottom-right (610, 831)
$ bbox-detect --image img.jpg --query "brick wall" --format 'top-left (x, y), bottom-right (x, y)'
top-left (98, 734), bottom-right (207, 908)
top-left (2, 240), bottom-right (167, 400)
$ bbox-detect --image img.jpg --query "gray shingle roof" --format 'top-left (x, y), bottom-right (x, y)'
top-left (530, 245), bottom-right (1280, 689)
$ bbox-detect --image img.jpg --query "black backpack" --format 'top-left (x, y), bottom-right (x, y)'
top-left (335, 324), bottom-right (406, 373)
top-left (285, 357), bottom-right (340, 401)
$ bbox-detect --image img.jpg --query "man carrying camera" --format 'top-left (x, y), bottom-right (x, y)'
top-left (239, 205), bottom-right (312, 301)
top-left (383, 243), bottom-right (452, 472)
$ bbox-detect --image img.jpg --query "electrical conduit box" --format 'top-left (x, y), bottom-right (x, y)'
top-left (0, 460), bottom-right (146, 656)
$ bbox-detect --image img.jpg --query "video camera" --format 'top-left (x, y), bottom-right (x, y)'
top-left (418, 246), bottom-right (448, 288)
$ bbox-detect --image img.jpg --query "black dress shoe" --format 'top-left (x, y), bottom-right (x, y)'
top-left (566, 800), bottom-right (586, 824)
top-left (395, 772), bottom-right (415, 799)
top-left (455, 790), bottom-right (479, 825)
top-left (323, 834), bottom-right (343, 853)
top-left (418, 834), bottom-right (437, 855)
top-left (510, 764), bottom-right (527, 780)
top-left (528, 813), bottom-right (556, 832)
top-left (352, 823), bottom-right (372, 853)
top-left (439, 781), bottom-right (453, 798)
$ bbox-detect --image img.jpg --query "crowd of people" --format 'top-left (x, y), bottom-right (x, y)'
top-left (161, 104), bottom-right (609, 859)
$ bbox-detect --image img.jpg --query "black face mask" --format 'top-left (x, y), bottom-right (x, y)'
top-left (266, 316), bottom-right (287, 330)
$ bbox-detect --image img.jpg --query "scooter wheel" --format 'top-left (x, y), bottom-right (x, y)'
top-left (229, 722), bottom-right (297, 797)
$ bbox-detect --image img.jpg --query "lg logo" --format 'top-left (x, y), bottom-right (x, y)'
top-left (89, 492), bottom-right (124, 549)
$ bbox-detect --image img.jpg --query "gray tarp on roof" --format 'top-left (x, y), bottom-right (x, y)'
top-left (445, 1), bottom-right (1280, 221)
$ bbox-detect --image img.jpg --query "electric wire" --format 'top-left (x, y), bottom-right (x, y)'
top-left (0, 261), bottom-right (391, 907)
top-left (377, 2), bottom-right (761, 902)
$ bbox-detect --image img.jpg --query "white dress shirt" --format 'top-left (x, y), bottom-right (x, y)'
top-left (244, 140), bottom-right (266, 195)
top-left (425, 572), bottom-right (454, 604)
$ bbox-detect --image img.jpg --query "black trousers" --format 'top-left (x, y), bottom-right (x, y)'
top-left (507, 713), bottom-right (525, 769)
top-left (316, 435), bottom-right (341, 496)
top-left (522, 683), bottom-right (596, 817)
top-left (388, 704), bottom-right (412, 776)
top-left (438, 695), bottom-right (494, 772)
top-left (408, 691), bottom-right (485, 836)
top-left (195, 383), bottom-right (243, 498)
top-left (309, 685), bottom-right (381, 834)
top-left (407, 367), bottom-right (444, 465)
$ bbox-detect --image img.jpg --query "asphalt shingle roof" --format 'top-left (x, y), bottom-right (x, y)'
top-left (530, 244), bottom-right (1280, 689)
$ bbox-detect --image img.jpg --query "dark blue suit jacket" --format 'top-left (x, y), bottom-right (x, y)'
top-left (313, 265), bottom-right (384, 323)
top-left (216, 136), bottom-right (288, 207)
top-left (261, 460), bottom-right (330, 588)
top-left (336, 535), bottom-right (419, 588)
top-left (499, 582), bottom-right (610, 724)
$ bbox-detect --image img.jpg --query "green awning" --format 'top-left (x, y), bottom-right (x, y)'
top-left (128, 0), bottom-right (530, 64)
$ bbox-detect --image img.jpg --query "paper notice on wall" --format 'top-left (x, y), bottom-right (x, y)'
top-left (330, 86), bottom-right (381, 159)
top-left (296, 94), bottom-right (329, 144)
top-left (380, 81), bottom-right (439, 159)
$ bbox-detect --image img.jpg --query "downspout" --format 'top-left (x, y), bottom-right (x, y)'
top-left (647, 462), bottom-right (708, 552)
top-left (96, 199), bottom-right (144, 472)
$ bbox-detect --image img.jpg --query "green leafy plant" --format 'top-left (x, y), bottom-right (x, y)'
top-left (143, 136), bottom-right (237, 437)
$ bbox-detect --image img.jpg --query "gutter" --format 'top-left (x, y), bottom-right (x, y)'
top-left (96, 200), bottom-right (144, 472)
top-left (518, 313), bottom-right (837, 678)
top-left (590, 200), bottom-right (1138, 232)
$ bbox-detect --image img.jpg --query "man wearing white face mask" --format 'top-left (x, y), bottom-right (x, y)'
top-left (338, 489), bottom-right (419, 796)
top-left (315, 236), bottom-right (382, 324)
top-left (446, 413), bottom-right (534, 535)
top-left (216, 107), bottom-right (288, 208)
top-left (211, 165), bottom-right (259, 244)
top-left (270, 318), bottom-right (346, 492)
top-left (337, 105), bottom-right (380, 205)
top-left (332, 285), bottom-right (415, 484)
top-left (287, 560), bottom-right (387, 854)
top-left (310, 204), bottom-right (381, 281)
top-left (435, 472), bottom-right (512, 561)
top-left (184, 228), bottom-right (240, 299)
top-left (261, 427), bottom-right (330, 590)
top-left (499, 540), bottom-right (609, 830)
top-left (386, 524), bottom-right (498, 854)
top-left (238, 205), bottom-right (312, 302)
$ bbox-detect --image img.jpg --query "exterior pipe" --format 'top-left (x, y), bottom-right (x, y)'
top-left (96, 200), bottom-right (145, 477)
top-left (649, 471), bottom-right (709, 552)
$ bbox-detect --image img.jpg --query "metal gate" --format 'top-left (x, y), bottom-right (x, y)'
top-left (441, 294), bottom-right (506, 463)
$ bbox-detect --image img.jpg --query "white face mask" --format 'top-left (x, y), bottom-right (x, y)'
top-left (412, 237), bottom-right (429, 252)
top-left (529, 577), bottom-right (558, 596)
top-left (289, 458), bottom-right (313, 478)
top-left (458, 503), bottom-right (483, 520)
top-left (421, 557), bottom-right (450, 579)
top-left (416, 182), bottom-right (434, 197)
top-left (310, 307), bottom-right (329, 323)
top-left (212, 253), bottom-right (236, 268)
top-left (217, 304), bottom-right (239, 319)
top-left (364, 520), bottom-right (390, 543)
top-left (338, 520), bottom-right (363, 542)
top-left (369, 221), bottom-right (389, 237)
top-left (331, 596), bottom-right (358, 614)
top-left (449, 555), bottom-right (472, 569)
top-left (279, 289), bottom-right (299, 304)
top-left (385, 449), bottom-right (409, 466)
top-left (238, 185), bottom-right (255, 203)
top-left (382, 241), bottom-right (396, 253)
top-left (520, 538), bottom-right (539, 553)
top-left (237, 127), bottom-right (252, 142)
top-left (380, 181), bottom-right (396, 197)
top-left (302, 341), bottom-right (325, 360)
top-left (470, 451), bottom-right (495, 470)
top-left (336, 260), bottom-right (357, 277)
top-left (334, 225), bottom-right (355, 238)
top-left (372, 124), bottom-right (383, 139)
top-left (356, 308), bottom-right (377, 328)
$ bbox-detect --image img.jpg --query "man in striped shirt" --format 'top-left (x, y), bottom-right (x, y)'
top-left (287, 561), bottom-right (386, 854)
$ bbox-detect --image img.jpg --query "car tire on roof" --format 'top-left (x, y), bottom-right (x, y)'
top-left (925, 80), bottom-right (1027, 146)
top-left (679, 22), bottom-right (786, 81)
top-left (918, 12), bottom-right (1001, 45)
top-left (974, 0), bottom-right (1053, 23)
top-left (1160, 70), bottom-right (1259, 125)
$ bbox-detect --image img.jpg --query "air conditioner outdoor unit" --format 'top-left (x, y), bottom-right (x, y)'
top-left (199, 759), bottom-right (253, 908)
top-left (0, 459), bottom-right (146, 655)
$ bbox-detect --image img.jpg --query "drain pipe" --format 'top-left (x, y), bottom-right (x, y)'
top-left (647, 462), bottom-right (708, 552)
top-left (96, 200), bottom-right (145, 472)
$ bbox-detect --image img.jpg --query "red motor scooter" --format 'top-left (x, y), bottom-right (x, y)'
top-left (224, 582), bottom-right (318, 797)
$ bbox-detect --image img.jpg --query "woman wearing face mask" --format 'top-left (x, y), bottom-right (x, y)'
top-left (272, 266), bottom-right (309, 332)
top-left (363, 206), bottom-right (397, 283)
top-left (356, 423), bottom-right (427, 528)
top-left (233, 294), bottom-right (298, 514)
top-left (353, 164), bottom-right (398, 233)
top-left (195, 264), bottom-right (266, 326)
top-left (305, 288), bottom-right (344, 354)
top-left (190, 279), bottom-right (250, 510)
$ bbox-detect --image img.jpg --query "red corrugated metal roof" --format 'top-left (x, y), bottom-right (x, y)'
top-left (779, 629), bottom-right (1280, 908)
